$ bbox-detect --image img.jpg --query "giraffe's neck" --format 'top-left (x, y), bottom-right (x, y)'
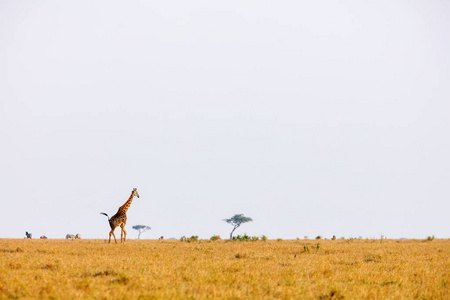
top-left (118, 192), bottom-right (135, 214)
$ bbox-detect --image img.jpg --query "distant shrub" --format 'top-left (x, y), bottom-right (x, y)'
top-left (210, 235), bottom-right (221, 241)
top-left (316, 236), bottom-right (322, 240)
top-left (426, 235), bottom-right (435, 241)
top-left (180, 236), bottom-right (199, 242)
top-left (261, 235), bottom-right (268, 242)
top-left (232, 234), bottom-right (250, 241)
top-left (232, 234), bottom-right (260, 241)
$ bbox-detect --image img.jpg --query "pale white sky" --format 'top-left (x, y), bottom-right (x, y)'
top-left (1, 1), bottom-right (449, 239)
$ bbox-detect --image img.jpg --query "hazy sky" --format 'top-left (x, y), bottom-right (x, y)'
top-left (1, 1), bottom-right (449, 240)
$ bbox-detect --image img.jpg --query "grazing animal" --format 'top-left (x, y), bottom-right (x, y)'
top-left (159, 236), bottom-right (164, 240)
top-left (331, 235), bottom-right (336, 240)
top-left (75, 234), bottom-right (81, 239)
top-left (40, 236), bottom-right (48, 239)
top-left (25, 232), bottom-right (32, 239)
top-left (101, 188), bottom-right (140, 244)
top-left (315, 235), bottom-right (322, 240)
top-left (66, 234), bottom-right (76, 240)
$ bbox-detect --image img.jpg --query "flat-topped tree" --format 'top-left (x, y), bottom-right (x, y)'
top-left (224, 214), bottom-right (253, 239)
top-left (132, 225), bottom-right (151, 239)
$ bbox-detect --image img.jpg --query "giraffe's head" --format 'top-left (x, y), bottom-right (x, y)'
top-left (132, 188), bottom-right (140, 198)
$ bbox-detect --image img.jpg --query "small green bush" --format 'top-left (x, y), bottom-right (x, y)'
top-left (210, 235), bottom-right (221, 241)
top-left (181, 235), bottom-right (199, 242)
top-left (232, 234), bottom-right (250, 241)
top-left (232, 234), bottom-right (260, 241)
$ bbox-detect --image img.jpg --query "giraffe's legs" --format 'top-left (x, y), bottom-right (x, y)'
top-left (109, 229), bottom-right (117, 244)
top-left (120, 224), bottom-right (127, 243)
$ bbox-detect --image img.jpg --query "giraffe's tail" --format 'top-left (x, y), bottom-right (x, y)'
top-left (100, 212), bottom-right (110, 221)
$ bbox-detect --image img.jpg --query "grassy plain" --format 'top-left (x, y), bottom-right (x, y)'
top-left (0, 238), bottom-right (449, 299)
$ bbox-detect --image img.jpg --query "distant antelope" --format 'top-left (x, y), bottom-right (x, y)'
top-left (159, 236), bottom-right (164, 240)
top-left (40, 236), bottom-right (48, 239)
top-left (101, 188), bottom-right (140, 244)
top-left (25, 232), bottom-right (32, 239)
top-left (75, 234), bottom-right (81, 239)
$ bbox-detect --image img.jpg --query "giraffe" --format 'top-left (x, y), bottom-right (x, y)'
top-left (100, 188), bottom-right (140, 244)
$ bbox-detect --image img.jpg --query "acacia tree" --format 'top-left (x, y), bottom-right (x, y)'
top-left (223, 214), bottom-right (253, 239)
top-left (132, 225), bottom-right (151, 239)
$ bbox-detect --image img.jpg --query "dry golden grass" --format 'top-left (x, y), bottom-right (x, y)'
top-left (0, 238), bottom-right (449, 299)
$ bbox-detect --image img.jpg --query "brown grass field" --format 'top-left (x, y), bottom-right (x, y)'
top-left (0, 238), bottom-right (449, 299)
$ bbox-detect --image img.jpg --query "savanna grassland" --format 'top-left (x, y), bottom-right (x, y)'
top-left (0, 238), bottom-right (449, 299)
